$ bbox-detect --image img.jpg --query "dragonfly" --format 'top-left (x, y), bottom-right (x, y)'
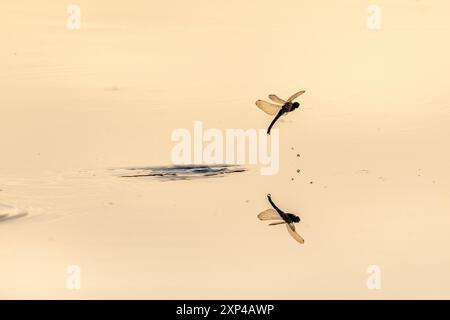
top-left (257, 194), bottom-right (304, 244)
top-left (255, 90), bottom-right (305, 134)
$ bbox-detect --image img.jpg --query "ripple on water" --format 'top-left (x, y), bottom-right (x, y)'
top-left (0, 203), bottom-right (28, 223)
top-left (112, 164), bottom-right (247, 181)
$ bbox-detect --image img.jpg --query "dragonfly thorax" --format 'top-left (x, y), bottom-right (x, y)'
top-left (286, 213), bottom-right (300, 223)
top-left (284, 102), bottom-right (300, 113)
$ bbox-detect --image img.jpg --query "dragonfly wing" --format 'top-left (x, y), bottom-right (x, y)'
top-left (256, 100), bottom-right (281, 116)
top-left (269, 221), bottom-right (286, 226)
top-left (268, 94), bottom-right (286, 104)
top-left (257, 209), bottom-right (282, 221)
top-left (287, 90), bottom-right (305, 102)
top-left (286, 223), bottom-right (305, 244)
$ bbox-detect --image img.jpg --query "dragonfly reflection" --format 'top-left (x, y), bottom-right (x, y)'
top-left (257, 194), bottom-right (304, 244)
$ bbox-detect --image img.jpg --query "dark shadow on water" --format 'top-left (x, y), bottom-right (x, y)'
top-left (113, 164), bottom-right (247, 181)
top-left (0, 212), bottom-right (28, 223)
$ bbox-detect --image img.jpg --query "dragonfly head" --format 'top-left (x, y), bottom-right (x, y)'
top-left (291, 102), bottom-right (300, 110)
top-left (288, 214), bottom-right (300, 223)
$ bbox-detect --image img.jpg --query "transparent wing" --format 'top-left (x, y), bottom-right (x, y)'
top-left (257, 209), bottom-right (282, 221)
top-left (269, 221), bottom-right (286, 226)
top-left (286, 223), bottom-right (305, 244)
top-left (268, 94), bottom-right (286, 104)
top-left (255, 100), bottom-right (281, 116)
top-left (287, 90), bottom-right (305, 102)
